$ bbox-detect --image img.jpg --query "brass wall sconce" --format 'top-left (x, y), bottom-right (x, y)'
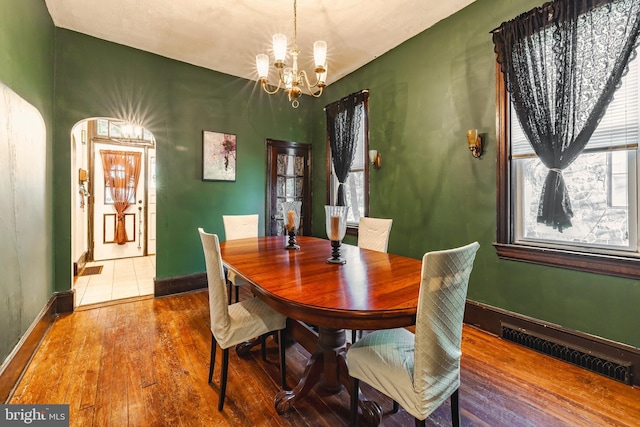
top-left (369, 149), bottom-right (382, 169)
top-left (466, 129), bottom-right (483, 158)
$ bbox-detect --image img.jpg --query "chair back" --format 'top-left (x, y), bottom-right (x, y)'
top-left (413, 242), bottom-right (479, 404)
top-left (357, 217), bottom-right (393, 252)
top-left (223, 214), bottom-right (259, 241)
top-left (198, 228), bottom-right (231, 340)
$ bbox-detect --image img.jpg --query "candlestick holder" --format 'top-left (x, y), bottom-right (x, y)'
top-left (325, 205), bottom-right (349, 264)
top-left (283, 201), bottom-right (302, 250)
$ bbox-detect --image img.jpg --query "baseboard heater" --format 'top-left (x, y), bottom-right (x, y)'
top-left (501, 322), bottom-right (633, 385)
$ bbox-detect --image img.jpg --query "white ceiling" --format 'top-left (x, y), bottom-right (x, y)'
top-left (45, 0), bottom-right (475, 87)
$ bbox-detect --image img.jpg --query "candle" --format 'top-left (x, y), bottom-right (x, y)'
top-left (330, 215), bottom-right (341, 240)
top-left (286, 210), bottom-right (295, 231)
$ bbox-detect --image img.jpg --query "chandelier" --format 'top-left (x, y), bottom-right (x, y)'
top-left (255, 0), bottom-right (327, 108)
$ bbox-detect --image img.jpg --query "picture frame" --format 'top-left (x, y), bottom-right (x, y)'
top-left (202, 130), bottom-right (236, 181)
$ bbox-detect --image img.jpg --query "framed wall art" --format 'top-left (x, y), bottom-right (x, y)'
top-left (202, 130), bottom-right (236, 181)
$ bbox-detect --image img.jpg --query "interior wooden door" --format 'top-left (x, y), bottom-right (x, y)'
top-left (266, 139), bottom-right (312, 236)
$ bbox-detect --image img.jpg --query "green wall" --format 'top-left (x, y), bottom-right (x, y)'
top-left (2, 0), bottom-right (636, 371)
top-left (53, 30), bottom-right (316, 288)
top-left (309, 0), bottom-right (640, 348)
top-left (0, 0), bottom-right (55, 363)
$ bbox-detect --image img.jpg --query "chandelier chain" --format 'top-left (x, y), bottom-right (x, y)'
top-left (293, 0), bottom-right (298, 50)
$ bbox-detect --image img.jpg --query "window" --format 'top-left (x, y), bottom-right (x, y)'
top-left (327, 94), bottom-right (370, 231)
top-left (104, 159), bottom-right (138, 205)
top-left (96, 119), bottom-right (155, 144)
top-left (496, 54), bottom-right (640, 279)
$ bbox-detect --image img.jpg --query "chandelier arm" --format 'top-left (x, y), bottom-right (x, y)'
top-left (310, 86), bottom-right (324, 98)
top-left (298, 70), bottom-right (324, 91)
top-left (261, 78), bottom-right (282, 95)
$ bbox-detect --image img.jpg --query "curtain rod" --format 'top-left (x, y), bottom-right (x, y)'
top-left (323, 89), bottom-right (369, 111)
top-left (490, 0), bottom-right (610, 35)
top-left (489, 0), bottom-right (558, 34)
top-left (489, 4), bottom-right (546, 34)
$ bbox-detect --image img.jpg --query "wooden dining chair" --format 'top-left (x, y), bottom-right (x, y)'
top-left (199, 228), bottom-right (287, 411)
top-left (222, 214), bottom-right (259, 303)
top-left (347, 241), bottom-right (480, 427)
top-left (352, 217), bottom-right (393, 343)
top-left (357, 217), bottom-right (393, 252)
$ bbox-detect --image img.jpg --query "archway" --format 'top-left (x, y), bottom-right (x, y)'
top-left (71, 118), bottom-right (156, 307)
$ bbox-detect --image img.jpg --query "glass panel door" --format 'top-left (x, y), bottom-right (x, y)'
top-left (266, 140), bottom-right (312, 236)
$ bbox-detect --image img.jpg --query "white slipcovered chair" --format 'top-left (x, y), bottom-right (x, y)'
top-left (357, 217), bottom-right (393, 252)
top-left (199, 228), bottom-right (287, 411)
top-left (347, 241), bottom-right (480, 427)
top-left (222, 214), bottom-right (259, 303)
top-left (352, 217), bottom-right (393, 343)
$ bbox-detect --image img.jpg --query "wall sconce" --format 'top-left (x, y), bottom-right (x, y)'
top-left (369, 149), bottom-right (382, 169)
top-left (466, 129), bottom-right (483, 158)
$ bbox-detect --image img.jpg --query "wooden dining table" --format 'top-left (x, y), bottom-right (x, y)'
top-left (219, 235), bottom-right (422, 424)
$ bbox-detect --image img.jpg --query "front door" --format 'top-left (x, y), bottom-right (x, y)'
top-left (266, 139), bottom-right (312, 236)
top-left (92, 142), bottom-right (146, 260)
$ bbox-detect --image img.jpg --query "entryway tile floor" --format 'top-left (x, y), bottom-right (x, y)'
top-left (74, 256), bottom-right (156, 307)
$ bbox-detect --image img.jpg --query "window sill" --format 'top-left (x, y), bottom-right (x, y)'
top-left (493, 243), bottom-right (640, 280)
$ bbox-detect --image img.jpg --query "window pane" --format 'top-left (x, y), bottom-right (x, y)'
top-left (286, 155), bottom-right (295, 175)
top-left (276, 176), bottom-right (285, 198)
top-left (109, 122), bottom-right (122, 138)
top-left (610, 150), bottom-right (628, 207)
top-left (344, 171), bottom-right (364, 223)
top-left (296, 177), bottom-right (303, 198)
top-left (97, 119), bottom-right (109, 136)
top-left (295, 156), bottom-right (304, 176)
top-left (277, 154), bottom-right (286, 175)
top-left (285, 177), bottom-right (295, 198)
top-left (517, 151), bottom-right (631, 249)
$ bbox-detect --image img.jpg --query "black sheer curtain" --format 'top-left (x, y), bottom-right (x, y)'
top-left (493, 0), bottom-right (640, 231)
top-left (326, 90), bottom-right (368, 206)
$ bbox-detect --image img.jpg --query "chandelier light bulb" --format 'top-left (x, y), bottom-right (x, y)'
top-left (313, 41), bottom-right (327, 70)
top-left (256, 54), bottom-right (270, 80)
top-left (272, 34), bottom-right (288, 65)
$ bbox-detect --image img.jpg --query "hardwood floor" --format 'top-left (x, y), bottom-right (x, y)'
top-left (9, 289), bottom-right (640, 426)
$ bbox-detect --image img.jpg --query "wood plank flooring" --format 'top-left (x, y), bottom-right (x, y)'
top-left (9, 289), bottom-right (640, 426)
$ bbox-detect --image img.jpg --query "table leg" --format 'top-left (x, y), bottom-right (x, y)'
top-left (274, 327), bottom-right (347, 414)
top-left (275, 348), bottom-right (324, 413)
top-left (276, 324), bottom-right (382, 425)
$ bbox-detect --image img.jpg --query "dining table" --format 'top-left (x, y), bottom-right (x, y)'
top-left (219, 235), bottom-right (423, 425)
